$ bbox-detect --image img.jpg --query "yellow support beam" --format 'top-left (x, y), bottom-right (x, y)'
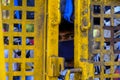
top-left (46, 0), bottom-right (64, 80)
top-left (74, 0), bottom-right (94, 80)
top-left (0, 2), bottom-right (6, 80)
top-left (47, 0), bottom-right (60, 59)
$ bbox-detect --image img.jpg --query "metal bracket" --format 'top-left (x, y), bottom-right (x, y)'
top-left (79, 62), bottom-right (94, 80)
top-left (47, 57), bottom-right (64, 77)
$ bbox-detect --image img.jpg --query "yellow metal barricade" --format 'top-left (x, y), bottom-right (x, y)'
top-left (0, 0), bottom-right (46, 80)
top-left (90, 0), bottom-right (120, 79)
top-left (0, 0), bottom-right (94, 80)
top-left (0, 0), bottom-right (64, 80)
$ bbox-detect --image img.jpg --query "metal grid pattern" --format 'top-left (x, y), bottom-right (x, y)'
top-left (91, 0), bottom-right (120, 80)
top-left (0, 0), bottom-right (45, 80)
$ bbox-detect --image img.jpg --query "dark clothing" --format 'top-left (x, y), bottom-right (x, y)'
top-left (59, 40), bottom-right (74, 61)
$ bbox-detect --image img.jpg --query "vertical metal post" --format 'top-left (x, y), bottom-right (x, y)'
top-left (74, 0), bottom-right (94, 80)
top-left (0, 1), bottom-right (6, 80)
top-left (46, 0), bottom-right (64, 80)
